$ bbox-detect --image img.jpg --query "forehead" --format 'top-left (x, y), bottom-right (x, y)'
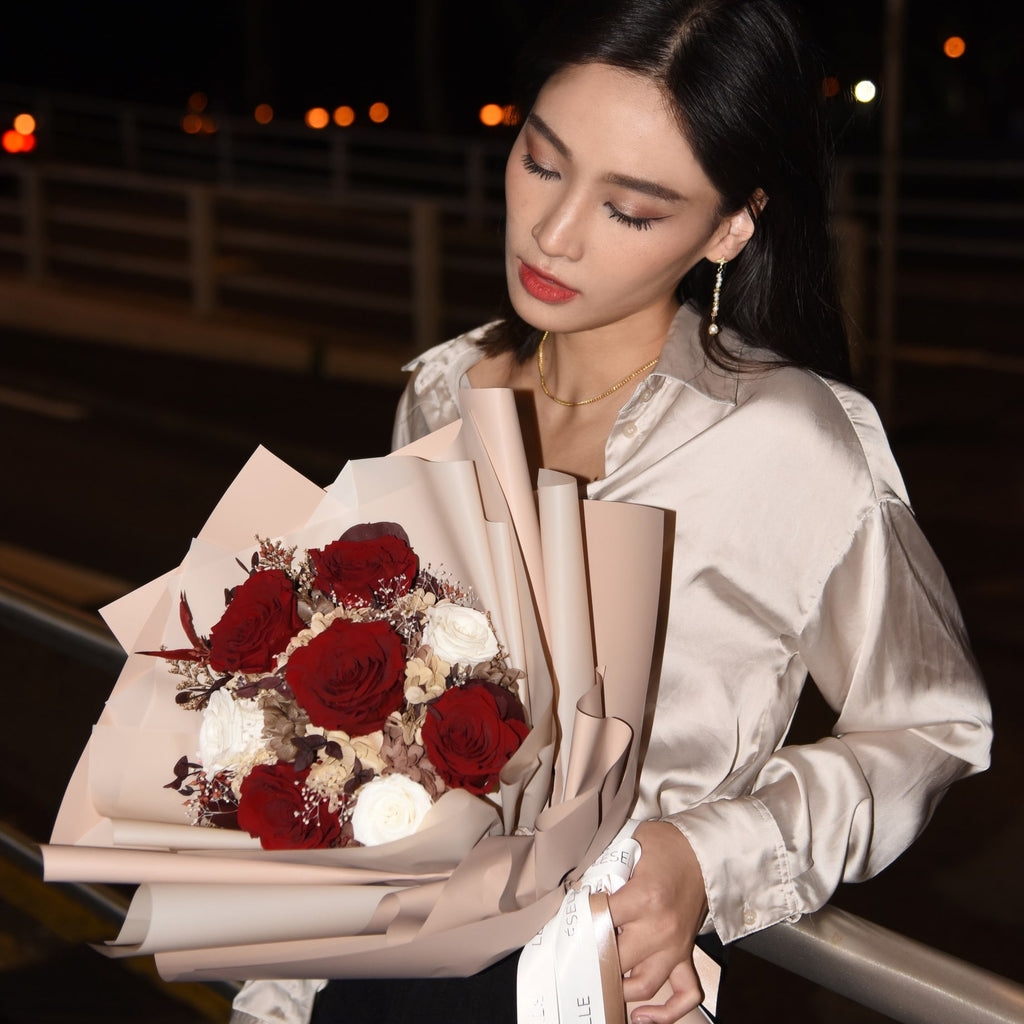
top-left (531, 62), bottom-right (714, 194)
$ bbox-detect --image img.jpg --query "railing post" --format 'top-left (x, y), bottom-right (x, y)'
top-left (217, 125), bottom-right (234, 185)
top-left (188, 184), bottom-right (216, 317)
top-left (875, 0), bottom-right (906, 424)
top-left (411, 199), bottom-right (442, 352)
top-left (466, 142), bottom-right (486, 226)
top-left (330, 134), bottom-right (350, 196)
top-left (837, 216), bottom-right (868, 376)
top-left (119, 104), bottom-right (139, 171)
top-left (22, 166), bottom-right (46, 283)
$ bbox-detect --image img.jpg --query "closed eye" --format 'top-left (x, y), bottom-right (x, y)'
top-left (522, 152), bottom-right (560, 181)
top-left (606, 203), bottom-right (663, 231)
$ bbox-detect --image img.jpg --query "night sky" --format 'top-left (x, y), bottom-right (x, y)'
top-left (3, 1), bottom-right (1021, 153)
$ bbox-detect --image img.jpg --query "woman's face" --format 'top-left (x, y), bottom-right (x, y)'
top-left (505, 62), bottom-right (745, 340)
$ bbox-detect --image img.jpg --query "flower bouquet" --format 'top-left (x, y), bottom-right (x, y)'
top-left (158, 523), bottom-right (530, 852)
top-left (41, 388), bottom-right (667, 993)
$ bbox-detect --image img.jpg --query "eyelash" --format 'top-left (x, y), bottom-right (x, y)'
top-left (521, 152), bottom-right (660, 232)
top-left (521, 152), bottom-right (559, 181)
top-left (606, 206), bottom-right (655, 231)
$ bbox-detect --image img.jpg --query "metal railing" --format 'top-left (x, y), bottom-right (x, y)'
top-left (3, 579), bottom-right (1023, 1024)
top-left (0, 86), bottom-right (511, 218)
top-left (0, 160), bottom-right (506, 358)
top-left (2, 87), bottom-right (1024, 415)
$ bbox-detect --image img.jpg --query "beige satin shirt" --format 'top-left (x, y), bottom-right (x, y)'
top-left (391, 304), bottom-right (991, 945)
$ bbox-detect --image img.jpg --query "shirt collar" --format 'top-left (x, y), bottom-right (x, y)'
top-left (652, 304), bottom-right (743, 406)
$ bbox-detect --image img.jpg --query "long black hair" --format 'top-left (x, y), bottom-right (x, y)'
top-left (481, 0), bottom-right (851, 384)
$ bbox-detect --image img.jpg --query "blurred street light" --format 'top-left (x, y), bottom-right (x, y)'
top-left (943, 36), bottom-right (966, 59)
top-left (855, 79), bottom-right (877, 103)
top-left (305, 107), bottom-right (330, 129)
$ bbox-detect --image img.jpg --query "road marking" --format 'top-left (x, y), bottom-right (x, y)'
top-left (0, 385), bottom-right (88, 421)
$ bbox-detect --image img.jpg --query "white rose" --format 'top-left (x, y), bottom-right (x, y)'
top-left (197, 689), bottom-right (265, 775)
top-left (350, 774), bottom-right (433, 846)
top-left (421, 603), bottom-right (499, 665)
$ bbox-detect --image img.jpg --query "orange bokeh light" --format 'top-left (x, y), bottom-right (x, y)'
top-left (479, 103), bottom-right (504, 127)
top-left (333, 105), bottom-right (356, 127)
top-left (13, 113), bottom-right (36, 135)
top-left (368, 102), bottom-right (389, 124)
top-left (18, 133), bottom-right (36, 153)
top-left (943, 36), bottom-right (966, 59)
top-left (305, 107), bottom-right (330, 129)
top-left (2, 129), bottom-right (24, 153)
top-left (182, 113), bottom-right (203, 134)
top-left (254, 103), bottom-right (274, 125)
top-left (822, 76), bottom-right (840, 98)
top-left (187, 91), bottom-right (209, 113)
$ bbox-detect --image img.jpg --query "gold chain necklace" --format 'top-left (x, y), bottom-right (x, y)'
top-left (536, 331), bottom-right (658, 408)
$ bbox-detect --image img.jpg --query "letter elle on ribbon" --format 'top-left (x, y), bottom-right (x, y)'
top-left (517, 822), bottom-right (721, 1024)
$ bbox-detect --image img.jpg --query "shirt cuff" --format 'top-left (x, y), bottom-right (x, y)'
top-left (662, 795), bottom-right (802, 944)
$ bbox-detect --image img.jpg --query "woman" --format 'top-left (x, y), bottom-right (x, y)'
top-left (312, 0), bottom-right (992, 1021)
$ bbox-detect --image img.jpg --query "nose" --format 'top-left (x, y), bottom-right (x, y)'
top-left (531, 192), bottom-right (584, 262)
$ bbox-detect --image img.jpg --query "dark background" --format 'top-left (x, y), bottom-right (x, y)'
top-left (3, 0), bottom-right (1022, 153)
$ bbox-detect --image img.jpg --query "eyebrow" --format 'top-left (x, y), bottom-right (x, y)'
top-left (526, 112), bottom-right (684, 204)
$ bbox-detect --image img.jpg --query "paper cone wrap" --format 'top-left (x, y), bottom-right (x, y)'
top-left (42, 389), bottom-right (665, 982)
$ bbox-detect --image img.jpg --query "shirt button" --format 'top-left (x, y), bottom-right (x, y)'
top-left (640, 389), bottom-right (654, 402)
top-left (742, 907), bottom-right (758, 927)
top-left (622, 422), bottom-right (638, 438)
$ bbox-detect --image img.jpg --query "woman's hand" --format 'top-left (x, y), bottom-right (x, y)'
top-left (606, 820), bottom-right (709, 1024)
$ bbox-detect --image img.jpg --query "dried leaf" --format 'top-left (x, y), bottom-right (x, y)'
top-left (178, 592), bottom-right (206, 651)
top-left (140, 647), bottom-right (208, 663)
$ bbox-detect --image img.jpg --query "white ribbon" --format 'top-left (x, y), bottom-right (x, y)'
top-left (517, 821), bottom-right (720, 1024)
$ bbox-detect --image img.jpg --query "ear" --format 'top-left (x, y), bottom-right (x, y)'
top-left (705, 188), bottom-right (768, 263)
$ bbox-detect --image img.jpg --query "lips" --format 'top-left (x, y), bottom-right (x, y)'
top-left (518, 261), bottom-right (579, 304)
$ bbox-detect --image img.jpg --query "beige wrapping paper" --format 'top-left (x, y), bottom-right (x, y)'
top-left (41, 389), bottom-right (666, 983)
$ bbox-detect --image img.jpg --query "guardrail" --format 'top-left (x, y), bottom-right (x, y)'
top-left (0, 87), bottom-right (511, 219)
top-left (2, 92), bottom-right (1023, 413)
top-left (3, 580), bottom-right (1023, 1023)
top-left (0, 160), bottom-right (505, 356)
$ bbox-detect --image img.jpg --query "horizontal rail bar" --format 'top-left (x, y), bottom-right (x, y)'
top-left (49, 207), bottom-right (190, 240)
top-left (222, 272), bottom-right (413, 314)
top-left (48, 243), bottom-right (191, 280)
top-left (0, 580), bottom-right (124, 673)
top-left (219, 227), bottom-right (411, 266)
top-left (738, 906), bottom-right (1024, 1024)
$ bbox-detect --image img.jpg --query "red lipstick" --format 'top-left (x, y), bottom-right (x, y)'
top-left (518, 261), bottom-right (578, 303)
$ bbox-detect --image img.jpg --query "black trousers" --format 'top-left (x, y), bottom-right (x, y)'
top-left (310, 935), bottom-right (725, 1023)
top-left (310, 949), bottom-right (521, 1024)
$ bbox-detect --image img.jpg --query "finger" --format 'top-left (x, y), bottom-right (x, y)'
top-left (606, 881), bottom-right (646, 926)
top-left (628, 959), bottom-right (703, 1024)
top-left (622, 937), bottom-right (688, 1003)
top-left (613, 911), bottom-right (687, 979)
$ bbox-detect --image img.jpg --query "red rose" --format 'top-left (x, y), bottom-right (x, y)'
top-left (208, 569), bottom-right (304, 675)
top-left (422, 681), bottom-right (529, 795)
top-left (309, 527), bottom-right (418, 607)
top-left (236, 763), bottom-right (341, 850)
top-left (285, 619), bottom-right (406, 733)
